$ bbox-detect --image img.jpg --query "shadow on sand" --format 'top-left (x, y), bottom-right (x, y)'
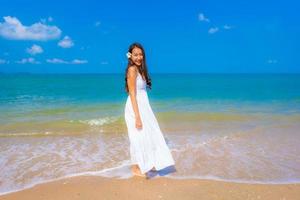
top-left (146, 165), bottom-right (177, 179)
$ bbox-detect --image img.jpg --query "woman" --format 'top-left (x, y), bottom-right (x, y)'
top-left (124, 42), bottom-right (175, 178)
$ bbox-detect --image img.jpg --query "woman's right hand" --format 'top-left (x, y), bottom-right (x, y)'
top-left (135, 116), bottom-right (143, 130)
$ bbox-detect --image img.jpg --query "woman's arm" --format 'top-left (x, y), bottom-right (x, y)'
top-left (127, 66), bottom-right (143, 129)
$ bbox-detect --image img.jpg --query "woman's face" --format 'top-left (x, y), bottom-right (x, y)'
top-left (131, 47), bottom-right (143, 66)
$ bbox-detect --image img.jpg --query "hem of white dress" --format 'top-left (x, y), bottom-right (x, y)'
top-left (140, 162), bottom-right (175, 174)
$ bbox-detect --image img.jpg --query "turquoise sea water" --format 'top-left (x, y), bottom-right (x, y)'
top-left (0, 73), bottom-right (300, 195)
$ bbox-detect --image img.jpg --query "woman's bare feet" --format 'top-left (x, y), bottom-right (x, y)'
top-left (131, 165), bottom-right (146, 177)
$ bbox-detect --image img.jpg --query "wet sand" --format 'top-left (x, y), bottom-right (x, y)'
top-left (1, 176), bottom-right (299, 200)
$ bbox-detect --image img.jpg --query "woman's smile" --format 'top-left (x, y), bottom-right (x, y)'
top-left (131, 47), bottom-right (143, 66)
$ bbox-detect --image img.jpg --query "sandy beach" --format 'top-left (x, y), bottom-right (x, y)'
top-left (1, 176), bottom-right (299, 200)
top-left (1, 74), bottom-right (300, 199)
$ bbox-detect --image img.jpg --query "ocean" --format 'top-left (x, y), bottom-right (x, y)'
top-left (0, 73), bottom-right (300, 195)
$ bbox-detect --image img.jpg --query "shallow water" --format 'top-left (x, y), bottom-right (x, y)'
top-left (1, 73), bottom-right (300, 195)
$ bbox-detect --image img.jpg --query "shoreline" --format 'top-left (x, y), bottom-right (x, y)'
top-left (1, 176), bottom-right (299, 200)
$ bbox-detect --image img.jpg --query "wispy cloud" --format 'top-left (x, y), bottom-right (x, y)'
top-left (0, 59), bottom-right (9, 64)
top-left (26, 44), bottom-right (43, 55)
top-left (58, 36), bottom-right (74, 48)
top-left (16, 57), bottom-right (40, 64)
top-left (267, 59), bottom-right (278, 64)
top-left (223, 24), bottom-right (233, 30)
top-left (0, 16), bottom-right (61, 40)
top-left (95, 21), bottom-right (101, 27)
top-left (208, 27), bottom-right (219, 34)
top-left (47, 58), bottom-right (88, 64)
top-left (198, 13), bottom-right (234, 34)
top-left (46, 58), bottom-right (68, 64)
top-left (198, 13), bottom-right (210, 22)
top-left (72, 59), bottom-right (88, 64)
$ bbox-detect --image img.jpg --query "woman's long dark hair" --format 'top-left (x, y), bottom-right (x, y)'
top-left (125, 42), bottom-right (152, 93)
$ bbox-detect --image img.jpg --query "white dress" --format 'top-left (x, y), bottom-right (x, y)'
top-left (124, 72), bottom-right (175, 174)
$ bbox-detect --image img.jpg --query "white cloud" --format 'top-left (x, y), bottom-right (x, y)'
top-left (223, 25), bottom-right (233, 30)
top-left (72, 59), bottom-right (88, 64)
top-left (46, 58), bottom-right (68, 64)
top-left (198, 13), bottom-right (210, 22)
top-left (198, 13), bottom-right (234, 34)
top-left (58, 36), bottom-right (74, 48)
top-left (0, 16), bottom-right (61, 40)
top-left (95, 21), bottom-right (101, 27)
top-left (208, 27), bottom-right (219, 34)
top-left (16, 57), bottom-right (40, 64)
top-left (26, 44), bottom-right (43, 55)
top-left (0, 59), bottom-right (9, 64)
top-left (267, 59), bottom-right (278, 64)
top-left (46, 58), bottom-right (88, 64)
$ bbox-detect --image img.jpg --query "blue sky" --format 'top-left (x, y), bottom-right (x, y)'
top-left (0, 0), bottom-right (299, 73)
